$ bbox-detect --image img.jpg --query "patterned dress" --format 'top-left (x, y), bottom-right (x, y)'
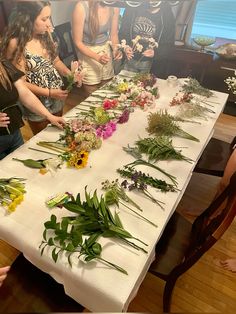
top-left (22, 50), bottom-right (64, 121)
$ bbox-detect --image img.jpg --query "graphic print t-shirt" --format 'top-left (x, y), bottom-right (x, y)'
top-left (130, 9), bottom-right (163, 60)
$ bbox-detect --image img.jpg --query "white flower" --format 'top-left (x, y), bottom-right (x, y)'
top-left (136, 43), bottom-right (143, 53)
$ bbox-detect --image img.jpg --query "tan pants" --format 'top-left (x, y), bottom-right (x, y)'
top-left (79, 42), bottom-right (114, 85)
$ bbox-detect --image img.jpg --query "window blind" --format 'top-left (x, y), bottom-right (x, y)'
top-left (192, 0), bottom-right (236, 39)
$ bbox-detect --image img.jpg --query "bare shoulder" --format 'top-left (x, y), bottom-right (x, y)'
top-left (73, 1), bottom-right (86, 15)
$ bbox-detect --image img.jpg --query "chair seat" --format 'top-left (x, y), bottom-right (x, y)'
top-left (150, 212), bottom-right (192, 278)
top-left (194, 138), bottom-right (232, 177)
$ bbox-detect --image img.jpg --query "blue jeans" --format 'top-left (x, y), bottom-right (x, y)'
top-left (0, 129), bottom-right (24, 160)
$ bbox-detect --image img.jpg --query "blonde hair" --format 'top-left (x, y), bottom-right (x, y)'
top-left (0, 62), bottom-right (12, 90)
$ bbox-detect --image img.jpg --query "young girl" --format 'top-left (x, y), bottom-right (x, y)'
top-left (0, 1), bottom-right (70, 135)
top-left (0, 59), bottom-right (65, 160)
top-left (72, 0), bottom-right (121, 96)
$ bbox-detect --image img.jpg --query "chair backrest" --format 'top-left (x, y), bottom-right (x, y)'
top-left (54, 22), bottom-right (77, 67)
top-left (186, 171), bottom-right (236, 261)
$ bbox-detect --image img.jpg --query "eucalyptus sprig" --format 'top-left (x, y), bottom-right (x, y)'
top-left (181, 78), bottom-right (213, 97)
top-left (40, 215), bottom-right (128, 275)
top-left (146, 110), bottom-right (199, 142)
top-left (131, 136), bottom-right (192, 163)
top-left (101, 179), bottom-right (157, 227)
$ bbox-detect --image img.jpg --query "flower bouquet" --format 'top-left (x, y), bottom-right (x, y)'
top-left (0, 177), bottom-right (26, 213)
top-left (225, 72), bottom-right (236, 96)
top-left (63, 61), bottom-right (86, 91)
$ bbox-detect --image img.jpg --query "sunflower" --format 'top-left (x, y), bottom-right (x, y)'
top-left (67, 151), bottom-right (89, 169)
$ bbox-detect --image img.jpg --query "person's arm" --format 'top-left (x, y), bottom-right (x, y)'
top-left (53, 56), bottom-right (71, 77)
top-left (72, 2), bottom-right (108, 64)
top-left (0, 266), bottom-right (10, 287)
top-left (0, 113), bottom-right (10, 128)
top-left (14, 78), bottom-right (65, 129)
top-left (110, 8), bottom-right (122, 60)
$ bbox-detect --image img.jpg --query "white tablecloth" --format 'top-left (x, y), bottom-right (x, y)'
top-left (0, 77), bottom-right (228, 311)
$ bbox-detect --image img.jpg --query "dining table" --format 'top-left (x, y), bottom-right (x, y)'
top-left (0, 71), bottom-right (228, 312)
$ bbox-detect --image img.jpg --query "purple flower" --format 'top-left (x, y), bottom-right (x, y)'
top-left (117, 109), bottom-right (130, 124)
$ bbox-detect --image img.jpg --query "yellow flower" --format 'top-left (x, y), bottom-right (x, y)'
top-left (8, 202), bottom-right (17, 212)
top-left (14, 195), bottom-right (24, 205)
top-left (39, 168), bottom-right (48, 175)
top-left (117, 82), bottom-right (129, 93)
top-left (67, 151), bottom-right (89, 169)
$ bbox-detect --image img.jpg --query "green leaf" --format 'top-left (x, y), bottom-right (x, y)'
top-left (114, 212), bottom-right (123, 228)
top-left (66, 243), bottom-right (75, 252)
top-left (91, 243), bottom-right (102, 256)
top-left (86, 233), bottom-right (101, 248)
top-left (61, 217), bottom-right (69, 232)
top-left (85, 186), bottom-right (92, 207)
top-left (43, 229), bottom-right (47, 241)
top-left (52, 248), bottom-right (59, 263)
top-left (92, 190), bottom-right (99, 209)
top-left (63, 202), bottom-right (85, 214)
top-left (68, 253), bottom-right (73, 267)
top-left (76, 193), bottom-right (81, 205)
top-left (109, 225), bottom-right (132, 238)
top-left (48, 238), bottom-right (54, 246)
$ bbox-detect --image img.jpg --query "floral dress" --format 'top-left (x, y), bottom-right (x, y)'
top-left (22, 50), bottom-right (64, 121)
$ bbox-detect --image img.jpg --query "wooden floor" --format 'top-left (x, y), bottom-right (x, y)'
top-left (1, 87), bottom-right (236, 312)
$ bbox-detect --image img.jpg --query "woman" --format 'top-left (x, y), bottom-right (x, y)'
top-left (0, 266), bottom-right (10, 287)
top-left (0, 59), bottom-right (65, 160)
top-left (0, 1), bottom-right (70, 135)
top-left (119, 1), bottom-right (175, 74)
top-left (72, 0), bottom-right (121, 96)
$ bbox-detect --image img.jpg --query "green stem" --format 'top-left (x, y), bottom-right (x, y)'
top-left (97, 257), bottom-right (128, 275)
top-left (143, 189), bottom-right (165, 210)
top-left (28, 147), bottom-right (60, 156)
top-left (120, 237), bottom-right (148, 253)
top-left (119, 200), bottom-right (157, 227)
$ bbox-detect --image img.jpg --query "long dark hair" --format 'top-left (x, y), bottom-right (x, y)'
top-left (0, 1), bottom-right (57, 66)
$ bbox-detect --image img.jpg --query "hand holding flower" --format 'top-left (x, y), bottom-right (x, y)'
top-left (65, 61), bottom-right (85, 91)
top-left (50, 88), bottom-right (68, 100)
top-left (98, 53), bottom-right (110, 65)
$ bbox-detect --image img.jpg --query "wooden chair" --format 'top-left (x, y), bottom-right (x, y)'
top-left (149, 172), bottom-right (236, 313)
top-left (194, 136), bottom-right (236, 177)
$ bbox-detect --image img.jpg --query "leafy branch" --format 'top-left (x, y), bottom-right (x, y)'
top-left (40, 215), bottom-right (127, 274)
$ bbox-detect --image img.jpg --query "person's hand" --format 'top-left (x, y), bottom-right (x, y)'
top-left (0, 112), bottom-right (10, 128)
top-left (113, 49), bottom-right (123, 61)
top-left (98, 53), bottom-right (110, 65)
top-left (142, 48), bottom-right (154, 58)
top-left (50, 88), bottom-right (69, 100)
top-left (47, 115), bottom-right (66, 130)
top-left (0, 266), bottom-right (10, 287)
top-left (124, 46), bottom-right (134, 60)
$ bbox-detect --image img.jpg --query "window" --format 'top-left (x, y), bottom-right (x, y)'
top-left (191, 0), bottom-right (236, 40)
